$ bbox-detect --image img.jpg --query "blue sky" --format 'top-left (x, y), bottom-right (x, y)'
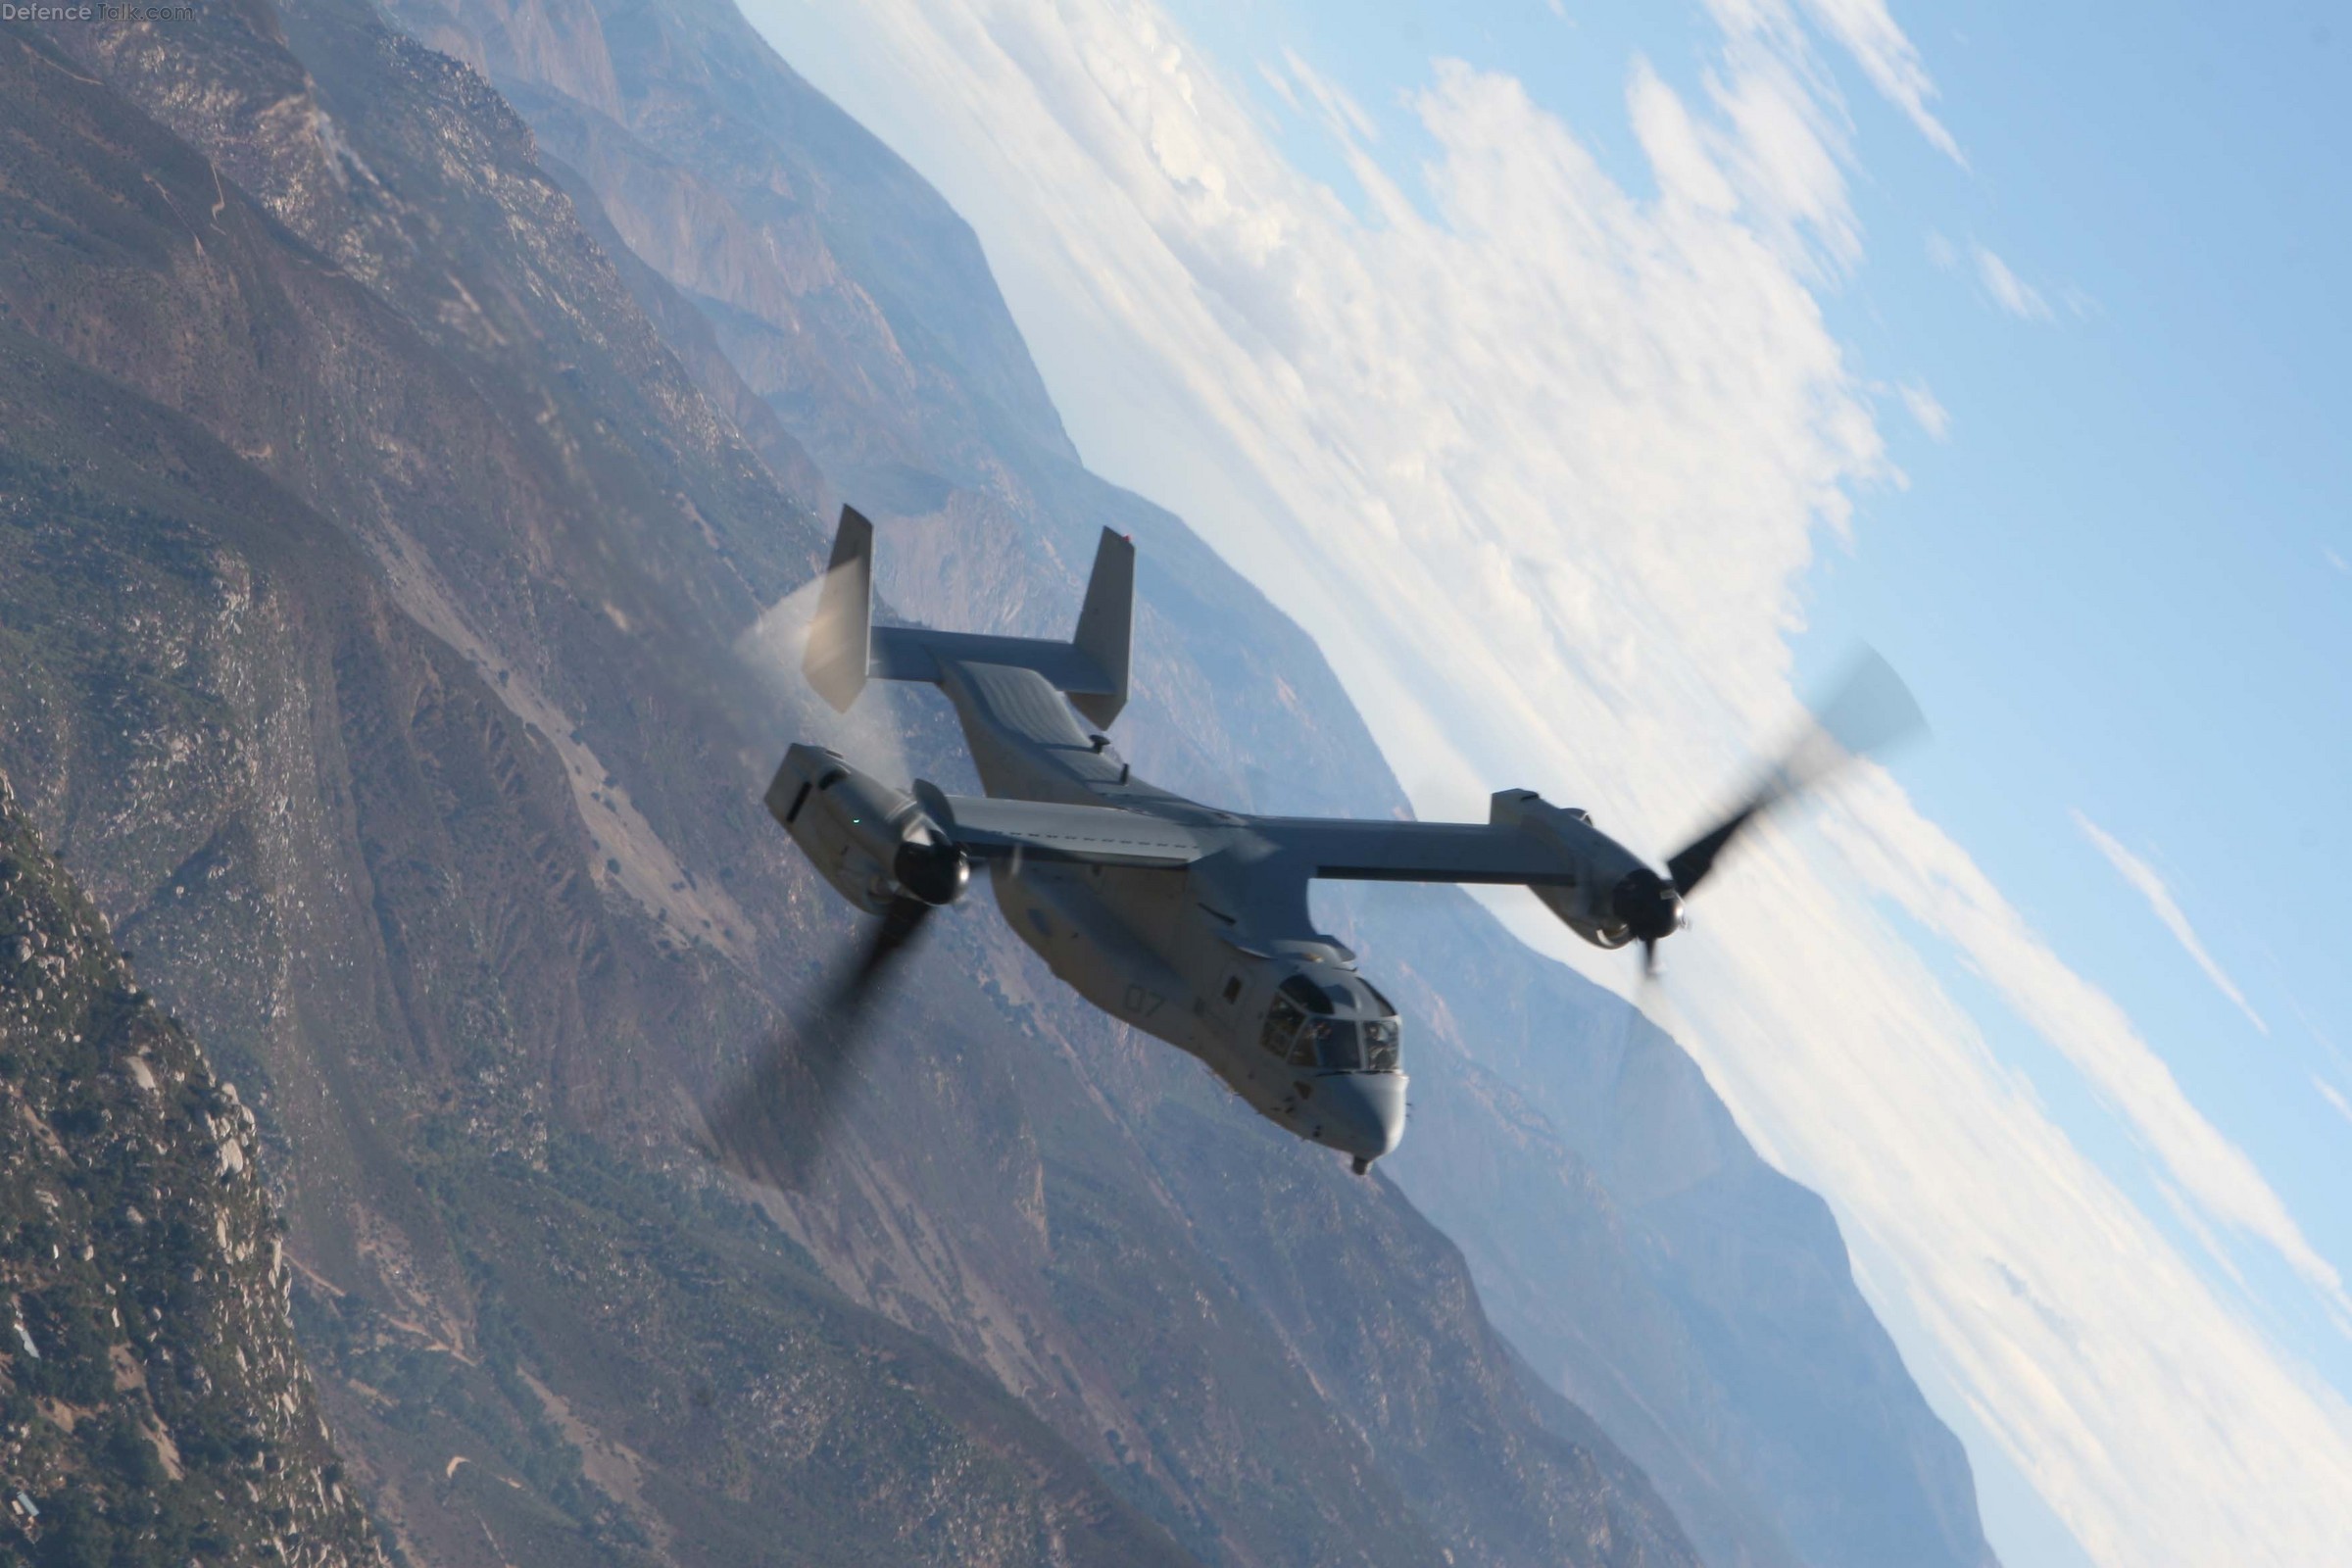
top-left (1792, 0), bottom-right (2352, 1380)
top-left (741, 2), bottom-right (2351, 1562)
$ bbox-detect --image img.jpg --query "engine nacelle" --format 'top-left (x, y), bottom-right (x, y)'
top-left (765, 745), bottom-right (969, 914)
top-left (1487, 789), bottom-right (1658, 951)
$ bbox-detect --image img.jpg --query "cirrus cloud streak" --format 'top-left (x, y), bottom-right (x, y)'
top-left (2073, 809), bottom-right (2269, 1035)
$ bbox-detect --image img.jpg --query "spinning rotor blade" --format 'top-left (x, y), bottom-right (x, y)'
top-left (834, 893), bottom-right (934, 1015)
top-left (704, 893), bottom-right (938, 1190)
top-left (1624, 650), bottom-right (1925, 979)
top-left (1665, 649), bottom-right (1925, 899)
top-left (1662, 808), bottom-right (1760, 899)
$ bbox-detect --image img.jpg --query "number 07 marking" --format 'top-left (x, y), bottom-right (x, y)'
top-left (1122, 984), bottom-right (1164, 1016)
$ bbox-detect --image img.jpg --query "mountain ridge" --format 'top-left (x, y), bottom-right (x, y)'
top-left (375, 2), bottom-right (1999, 1563)
top-left (1, 2), bottom-right (1710, 1564)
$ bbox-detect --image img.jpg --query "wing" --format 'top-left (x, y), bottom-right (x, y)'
top-left (927, 790), bottom-right (1203, 869)
top-left (1251, 817), bottom-right (1583, 886)
top-left (926, 793), bottom-right (1581, 887)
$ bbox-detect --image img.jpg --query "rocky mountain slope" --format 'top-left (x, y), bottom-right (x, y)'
top-left (0, 280), bottom-right (1185, 1568)
top-left (0, 771), bottom-right (382, 1567)
top-left (366, 2), bottom-right (2000, 1565)
top-left (0, 4), bottom-right (1703, 1565)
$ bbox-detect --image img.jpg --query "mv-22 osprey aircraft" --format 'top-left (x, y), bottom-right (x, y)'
top-left (765, 509), bottom-right (1915, 1175)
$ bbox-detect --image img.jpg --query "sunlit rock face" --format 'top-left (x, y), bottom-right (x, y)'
top-left (0, 772), bottom-right (385, 1567)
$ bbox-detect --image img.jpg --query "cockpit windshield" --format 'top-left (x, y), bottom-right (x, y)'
top-left (1293, 1019), bottom-right (1354, 1069)
top-left (1259, 980), bottom-right (1403, 1073)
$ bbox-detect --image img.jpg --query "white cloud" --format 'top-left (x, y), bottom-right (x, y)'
top-left (1695, 7), bottom-right (1865, 270)
top-left (1254, 59), bottom-right (1301, 117)
top-left (1280, 48), bottom-right (1380, 145)
top-left (2326, 547), bottom-right (2349, 574)
top-left (1900, 379), bottom-right (1950, 440)
top-left (1792, 0), bottom-right (1964, 160)
top-left (2074, 810), bottom-right (2268, 1036)
top-left (740, 2), bottom-right (2352, 1561)
top-left (1976, 243), bottom-right (2052, 319)
top-left (2060, 281), bottom-right (2104, 320)
top-left (1829, 796), bottom-right (2318, 1271)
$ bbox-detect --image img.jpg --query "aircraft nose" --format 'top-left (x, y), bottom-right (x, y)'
top-left (1318, 1072), bottom-right (1406, 1161)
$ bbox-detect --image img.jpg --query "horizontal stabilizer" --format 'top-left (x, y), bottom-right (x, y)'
top-left (868, 628), bottom-right (1118, 694)
top-left (808, 510), bottom-right (1136, 723)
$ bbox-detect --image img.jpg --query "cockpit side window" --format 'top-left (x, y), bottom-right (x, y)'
top-left (1363, 1019), bottom-right (1401, 1072)
top-left (1287, 1019), bottom-right (1324, 1068)
top-left (1261, 995), bottom-right (1305, 1056)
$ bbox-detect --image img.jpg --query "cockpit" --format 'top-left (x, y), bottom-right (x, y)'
top-left (1258, 972), bottom-right (1402, 1073)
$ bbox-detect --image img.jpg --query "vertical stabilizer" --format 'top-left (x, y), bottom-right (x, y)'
top-left (805, 506), bottom-right (874, 711)
top-left (1070, 528), bottom-right (1134, 728)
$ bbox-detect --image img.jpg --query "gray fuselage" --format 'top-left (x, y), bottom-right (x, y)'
top-left (938, 660), bottom-right (1407, 1164)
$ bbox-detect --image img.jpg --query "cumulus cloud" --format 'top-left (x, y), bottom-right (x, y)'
top-left (2074, 810), bottom-right (2268, 1035)
top-left (1976, 243), bottom-right (2052, 319)
top-left (743, 1), bottom-right (2352, 1560)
